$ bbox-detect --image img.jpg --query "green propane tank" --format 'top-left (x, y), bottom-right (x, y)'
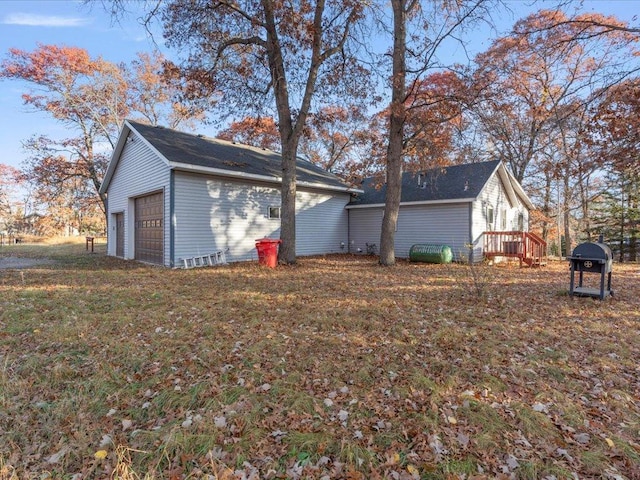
top-left (409, 244), bottom-right (453, 264)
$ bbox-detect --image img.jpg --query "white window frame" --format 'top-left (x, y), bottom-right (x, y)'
top-left (268, 205), bottom-right (281, 220)
top-left (486, 205), bottom-right (494, 228)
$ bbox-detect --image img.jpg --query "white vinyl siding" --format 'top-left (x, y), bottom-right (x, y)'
top-left (471, 173), bottom-right (530, 259)
top-left (395, 203), bottom-right (469, 260)
top-left (296, 190), bottom-right (350, 256)
top-left (173, 172), bottom-right (350, 263)
top-left (105, 136), bottom-right (170, 264)
top-left (348, 203), bottom-right (470, 260)
top-left (348, 208), bottom-right (383, 254)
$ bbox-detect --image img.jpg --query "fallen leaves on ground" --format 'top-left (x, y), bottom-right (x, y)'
top-left (0, 244), bottom-right (639, 479)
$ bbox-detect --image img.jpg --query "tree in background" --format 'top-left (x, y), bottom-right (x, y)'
top-left (18, 139), bottom-right (105, 235)
top-left (378, 0), bottom-right (498, 266)
top-left (466, 9), bottom-right (638, 253)
top-left (470, 10), bottom-right (634, 182)
top-left (1, 45), bottom-right (127, 219)
top-left (301, 105), bottom-right (371, 176)
top-left (592, 169), bottom-right (640, 262)
top-left (127, 51), bottom-right (208, 130)
top-left (0, 164), bottom-right (19, 215)
top-left (217, 106), bottom-right (371, 184)
top-left (1, 45), bottom-right (206, 233)
top-left (217, 116), bottom-right (281, 151)
top-left (0, 164), bottom-right (22, 237)
top-left (155, 0), bottom-right (371, 264)
top-left (590, 79), bottom-right (640, 261)
top-left (402, 71), bottom-right (466, 169)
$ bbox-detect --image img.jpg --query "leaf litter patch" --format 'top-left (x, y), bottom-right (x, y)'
top-left (0, 250), bottom-right (638, 478)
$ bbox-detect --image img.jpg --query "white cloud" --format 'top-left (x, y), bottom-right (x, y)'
top-left (2, 13), bottom-right (90, 27)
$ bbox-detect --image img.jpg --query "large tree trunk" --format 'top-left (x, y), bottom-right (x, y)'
top-left (279, 146), bottom-right (297, 264)
top-left (262, 0), bottom-right (298, 265)
top-left (379, 0), bottom-right (408, 267)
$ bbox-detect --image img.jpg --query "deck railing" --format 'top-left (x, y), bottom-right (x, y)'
top-left (484, 231), bottom-right (547, 267)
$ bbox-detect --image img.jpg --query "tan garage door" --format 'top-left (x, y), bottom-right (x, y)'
top-left (135, 192), bottom-right (163, 265)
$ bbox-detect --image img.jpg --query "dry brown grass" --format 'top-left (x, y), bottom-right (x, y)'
top-left (0, 242), bottom-right (639, 479)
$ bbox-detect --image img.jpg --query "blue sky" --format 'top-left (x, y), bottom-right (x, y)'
top-left (0, 0), bottom-right (163, 172)
top-left (0, 0), bottom-right (638, 173)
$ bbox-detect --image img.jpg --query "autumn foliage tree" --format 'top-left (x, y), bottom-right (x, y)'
top-left (1, 45), bottom-right (206, 233)
top-left (378, 0), bottom-right (499, 266)
top-left (300, 105), bottom-right (371, 176)
top-left (154, 0), bottom-right (371, 264)
top-left (126, 51), bottom-right (207, 130)
top-left (470, 10), bottom-right (637, 182)
top-left (1, 45), bottom-right (126, 221)
top-left (217, 107), bottom-right (370, 182)
top-left (465, 10), bottom-right (639, 253)
top-left (0, 164), bottom-right (22, 235)
top-left (0, 164), bottom-right (19, 211)
top-left (590, 78), bottom-right (640, 260)
top-left (217, 117), bottom-right (281, 151)
top-left (399, 71), bottom-right (466, 170)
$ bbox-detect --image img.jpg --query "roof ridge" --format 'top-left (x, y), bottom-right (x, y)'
top-left (126, 118), bottom-right (281, 156)
top-left (116, 118), bottom-right (358, 193)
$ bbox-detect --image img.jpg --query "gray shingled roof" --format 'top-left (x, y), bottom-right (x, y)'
top-left (127, 120), bottom-right (352, 190)
top-left (349, 160), bottom-right (502, 206)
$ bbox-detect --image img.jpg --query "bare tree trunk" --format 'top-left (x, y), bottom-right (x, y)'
top-left (379, 0), bottom-right (408, 267)
top-left (619, 180), bottom-right (626, 262)
top-left (578, 165), bottom-right (592, 241)
top-left (541, 170), bottom-right (553, 244)
top-left (630, 184), bottom-right (638, 261)
top-left (563, 172), bottom-right (572, 257)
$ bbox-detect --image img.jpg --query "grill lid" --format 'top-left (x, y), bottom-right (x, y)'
top-left (570, 241), bottom-right (612, 261)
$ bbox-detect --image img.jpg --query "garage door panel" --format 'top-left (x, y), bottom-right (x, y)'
top-left (135, 192), bottom-right (163, 265)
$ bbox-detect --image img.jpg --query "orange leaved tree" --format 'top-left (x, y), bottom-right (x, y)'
top-left (1, 45), bottom-right (206, 230)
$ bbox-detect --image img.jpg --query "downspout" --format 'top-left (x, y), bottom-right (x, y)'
top-left (347, 201), bottom-right (351, 254)
top-left (469, 202), bottom-right (474, 263)
top-left (104, 193), bottom-right (109, 254)
top-left (169, 171), bottom-right (175, 268)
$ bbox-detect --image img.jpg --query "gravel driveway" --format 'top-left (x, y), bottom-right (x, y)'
top-left (0, 257), bottom-right (56, 269)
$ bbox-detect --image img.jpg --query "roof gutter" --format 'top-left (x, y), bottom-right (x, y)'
top-left (169, 162), bottom-right (362, 194)
top-left (346, 197), bottom-right (476, 209)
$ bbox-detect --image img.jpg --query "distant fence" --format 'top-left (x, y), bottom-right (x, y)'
top-left (0, 234), bottom-right (24, 246)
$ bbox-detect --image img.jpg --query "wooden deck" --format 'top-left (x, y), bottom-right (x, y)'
top-left (484, 231), bottom-right (547, 267)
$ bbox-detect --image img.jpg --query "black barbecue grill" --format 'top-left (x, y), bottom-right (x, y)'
top-left (568, 236), bottom-right (613, 300)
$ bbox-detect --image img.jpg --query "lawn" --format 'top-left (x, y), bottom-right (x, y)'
top-left (1, 241), bottom-right (639, 479)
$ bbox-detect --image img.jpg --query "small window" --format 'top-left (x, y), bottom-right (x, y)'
top-left (518, 212), bottom-right (524, 231)
top-left (501, 209), bottom-right (507, 230)
top-left (268, 206), bottom-right (281, 219)
top-left (487, 205), bottom-right (494, 226)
